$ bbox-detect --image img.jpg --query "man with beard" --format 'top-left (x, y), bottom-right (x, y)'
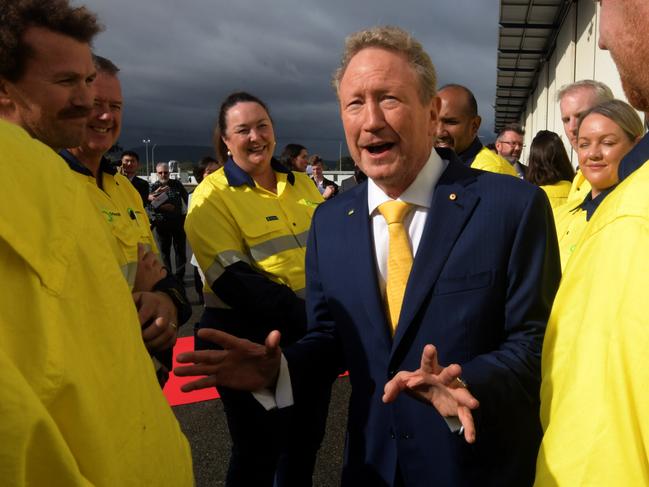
top-left (535, 1), bottom-right (649, 484)
top-left (0, 0), bottom-right (192, 484)
top-left (436, 84), bottom-right (518, 177)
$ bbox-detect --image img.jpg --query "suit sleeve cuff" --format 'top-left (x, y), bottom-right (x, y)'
top-left (444, 416), bottom-right (463, 433)
top-left (251, 353), bottom-right (294, 411)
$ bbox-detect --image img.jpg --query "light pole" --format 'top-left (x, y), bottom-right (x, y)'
top-left (151, 144), bottom-right (158, 178)
top-left (142, 138), bottom-right (151, 175)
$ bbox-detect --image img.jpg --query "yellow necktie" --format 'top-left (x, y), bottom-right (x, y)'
top-left (378, 200), bottom-right (413, 335)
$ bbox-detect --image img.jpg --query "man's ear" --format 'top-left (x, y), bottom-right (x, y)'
top-left (428, 95), bottom-right (441, 135)
top-left (0, 78), bottom-right (14, 110)
top-left (471, 115), bottom-right (482, 137)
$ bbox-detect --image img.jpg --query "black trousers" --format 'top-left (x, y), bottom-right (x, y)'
top-left (155, 218), bottom-right (186, 280)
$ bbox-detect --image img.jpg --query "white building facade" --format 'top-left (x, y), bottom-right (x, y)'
top-left (496, 0), bottom-right (638, 165)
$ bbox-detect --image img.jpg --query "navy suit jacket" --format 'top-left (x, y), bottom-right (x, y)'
top-left (285, 149), bottom-right (561, 487)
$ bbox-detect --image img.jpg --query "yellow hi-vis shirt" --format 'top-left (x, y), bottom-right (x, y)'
top-left (535, 157), bottom-right (649, 486)
top-left (0, 120), bottom-right (192, 486)
top-left (61, 151), bottom-right (157, 289)
top-left (471, 147), bottom-right (519, 177)
top-left (186, 162), bottom-right (323, 304)
top-left (540, 180), bottom-right (571, 209)
top-left (565, 169), bottom-right (591, 206)
top-left (552, 200), bottom-right (588, 271)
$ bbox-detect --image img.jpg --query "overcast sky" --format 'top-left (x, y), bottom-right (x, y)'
top-left (82, 0), bottom-right (501, 160)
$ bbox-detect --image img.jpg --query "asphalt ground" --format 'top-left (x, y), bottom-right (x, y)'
top-left (174, 273), bottom-right (350, 487)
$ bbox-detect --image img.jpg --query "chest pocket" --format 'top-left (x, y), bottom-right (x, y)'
top-left (433, 270), bottom-right (493, 296)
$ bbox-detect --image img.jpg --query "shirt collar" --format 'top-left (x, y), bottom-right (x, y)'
top-left (457, 137), bottom-right (483, 166)
top-left (224, 156), bottom-right (295, 188)
top-left (575, 185), bottom-right (616, 221)
top-left (59, 149), bottom-right (117, 176)
top-left (368, 148), bottom-right (447, 215)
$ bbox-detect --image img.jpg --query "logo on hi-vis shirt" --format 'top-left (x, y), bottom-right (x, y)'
top-left (266, 215), bottom-right (279, 222)
top-left (101, 209), bottom-right (121, 222)
top-left (297, 199), bottom-right (320, 208)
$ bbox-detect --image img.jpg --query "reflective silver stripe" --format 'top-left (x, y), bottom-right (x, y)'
top-left (294, 288), bottom-right (306, 299)
top-left (294, 231), bottom-right (309, 247)
top-left (121, 261), bottom-right (138, 289)
top-left (203, 292), bottom-right (232, 309)
top-left (249, 231), bottom-right (309, 262)
top-left (204, 250), bottom-right (250, 285)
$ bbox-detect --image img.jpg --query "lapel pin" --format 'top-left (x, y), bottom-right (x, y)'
top-left (348, 209), bottom-right (355, 216)
top-left (449, 193), bottom-right (457, 201)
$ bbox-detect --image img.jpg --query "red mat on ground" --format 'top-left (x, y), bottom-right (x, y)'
top-left (163, 336), bottom-right (220, 407)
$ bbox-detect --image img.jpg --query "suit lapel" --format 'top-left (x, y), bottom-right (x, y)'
top-left (391, 159), bottom-right (479, 352)
top-left (345, 185), bottom-right (392, 348)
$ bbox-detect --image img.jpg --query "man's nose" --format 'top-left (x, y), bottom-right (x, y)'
top-left (363, 101), bottom-right (386, 132)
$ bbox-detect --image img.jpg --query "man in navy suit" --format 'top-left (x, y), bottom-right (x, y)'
top-left (176, 26), bottom-right (561, 487)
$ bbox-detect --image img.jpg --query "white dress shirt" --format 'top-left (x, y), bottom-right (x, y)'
top-left (368, 149), bottom-right (447, 297)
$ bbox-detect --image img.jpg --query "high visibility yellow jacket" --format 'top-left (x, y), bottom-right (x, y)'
top-left (471, 147), bottom-right (519, 177)
top-left (540, 180), bottom-right (571, 209)
top-left (0, 120), bottom-right (193, 486)
top-left (552, 200), bottom-right (587, 271)
top-left (536, 138), bottom-right (649, 486)
top-left (61, 150), bottom-right (157, 289)
top-left (565, 169), bottom-right (591, 206)
top-left (186, 158), bottom-right (323, 343)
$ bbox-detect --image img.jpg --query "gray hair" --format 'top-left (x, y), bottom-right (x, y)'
top-left (557, 80), bottom-right (614, 104)
top-left (332, 25), bottom-right (437, 103)
top-left (156, 162), bottom-right (169, 170)
top-left (578, 99), bottom-right (644, 142)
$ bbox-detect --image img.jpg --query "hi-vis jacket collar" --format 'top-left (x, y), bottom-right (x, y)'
top-left (577, 187), bottom-right (615, 221)
top-left (60, 149), bottom-right (117, 176)
top-left (619, 131), bottom-right (649, 181)
top-left (224, 156), bottom-right (295, 188)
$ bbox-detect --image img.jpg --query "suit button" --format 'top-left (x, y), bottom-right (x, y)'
top-left (388, 370), bottom-right (396, 378)
top-left (402, 433), bottom-right (410, 439)
top-left (390, 433), bottom-right (396, 439)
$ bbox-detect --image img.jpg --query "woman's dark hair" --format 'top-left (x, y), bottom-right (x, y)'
top-left (194, 156), bottom-right (218, 184)
top-left (279, 143), bottom-right (306, 170)
top-left (213, 91), bottom-right (272, 164)
top-left (525, 130), bottom-right (575, 186)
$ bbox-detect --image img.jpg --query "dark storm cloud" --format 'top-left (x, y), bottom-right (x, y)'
top-left (83, 0), bottom-right (500, 159)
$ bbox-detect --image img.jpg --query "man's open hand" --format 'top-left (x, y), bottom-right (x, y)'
top-left (382, 344), bottom-right (479, 443)
top-left (174, 329), bottom-right (282, 392)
